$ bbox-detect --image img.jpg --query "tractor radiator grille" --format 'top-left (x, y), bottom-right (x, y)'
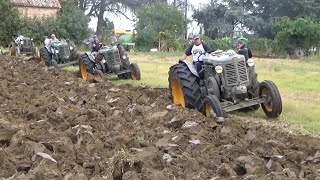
top-left (23, 40), bottom-right (31, 47)
top-left (59, 46), bottom-right (70, 56)
top-left (224, 60), bottom-right (249, 86)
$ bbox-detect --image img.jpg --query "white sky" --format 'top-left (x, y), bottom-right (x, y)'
top-left (88, 0), bottom-right (211, 34)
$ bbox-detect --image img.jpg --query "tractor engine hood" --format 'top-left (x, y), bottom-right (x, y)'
top-left (51, 41), bottom-right (68, 48)
top-left (203, 50), bottom-right (245, 66)
top-left (98, 47), bottom-right (117, 53)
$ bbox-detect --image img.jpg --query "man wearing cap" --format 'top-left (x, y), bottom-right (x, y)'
top-left (180, 34), bottom-right (215, 72)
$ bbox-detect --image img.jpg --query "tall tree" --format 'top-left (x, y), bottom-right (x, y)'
top-left (135, 3), bottom-right (187, 50)
top-left (0, 0), bottom-right (21, 46)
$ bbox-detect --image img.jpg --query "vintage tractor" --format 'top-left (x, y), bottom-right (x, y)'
top-left (168, 49), bottom-right (282, 118)
top-left (8, 37), bottom-right (39, 57)
top-left (40, 39), bottom-right (78, 67)
top-left (79, 44), bottom-right (141, 81)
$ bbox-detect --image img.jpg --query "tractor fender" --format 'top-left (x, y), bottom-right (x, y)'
top-left (179, 60), bottom-right (199, 77)
top-left (85, 52), bottom-right (96, 62)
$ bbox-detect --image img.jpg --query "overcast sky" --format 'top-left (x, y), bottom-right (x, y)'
top-left (88, 0), bottom-right (211, 34)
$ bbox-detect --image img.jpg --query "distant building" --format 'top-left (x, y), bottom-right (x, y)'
top-left (11, 0), bottom-right (61, 18)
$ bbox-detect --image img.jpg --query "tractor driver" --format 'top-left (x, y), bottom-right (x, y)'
top-left (91, 35), bottom-right (101, 53)
top-left (14, 33), bottom-right (24, 45)
top-left (180, 34), bottom-right (215, 72)
top-left (235, 39), bottom-right (252, 59)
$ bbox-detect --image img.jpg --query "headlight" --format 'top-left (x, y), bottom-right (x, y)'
top-left (70, 46), bottom-right (73, 50)
top-left (247, 59), bottom-right (254, 67)
top-left (215, 66), bottom-right (223, 73)
top-left (55, 50), bottom-right (59, 53)
top-left (20, 41), bottom-right (24, 44)
top-left (122, 55), bottom-right (127, 59)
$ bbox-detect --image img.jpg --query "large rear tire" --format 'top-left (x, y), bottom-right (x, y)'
top-left (259, 80), bottom-right (282, 118)
top-left (168, 63), bottom-right (201, 109)
top-left (40, 47), bottom-right (53, 66)
top-left (8, 42), bottom-right (16, 57)
top-left (79, 54), bottom-right (95, 81)
top-left (201, 95), bottom-right (224, 118)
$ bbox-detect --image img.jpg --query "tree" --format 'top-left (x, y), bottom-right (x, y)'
top-left (135, 3), bottom-right (187, 50)
top-left (74, 0), bottom-right (169, 35)
top-left (193, 3), bottom-right (242, 39)
top-left (58, 0), bottom-right (90, 43)
top-left (0, 0), bottom-right (21, 46)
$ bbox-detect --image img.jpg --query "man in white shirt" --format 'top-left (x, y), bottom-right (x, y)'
top-left (44, 36), bottom-right (51, 49)
top-left (180, 34), bottom-right (215, 72)
top-left (14, 33), bottom-right (24, 45)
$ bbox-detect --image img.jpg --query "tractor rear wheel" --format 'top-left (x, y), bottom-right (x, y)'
top-left (40, 47), bottom-right (53, 66)
top-left (259, 80), bottom-right (282, 118)
top-left (8, 42), bottom-right (16, 57)
top-left (201, 95), bottom-right (224, 118)
top-left (130, 63), bottom-right (141, 80)
top-left (168, 63), bottom-right (201, 109)
top-left (79, 54), bottom-right (95, 81)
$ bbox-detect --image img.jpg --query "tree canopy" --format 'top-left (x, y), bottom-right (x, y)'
top-left (135, 3), bottom-right (187, 50)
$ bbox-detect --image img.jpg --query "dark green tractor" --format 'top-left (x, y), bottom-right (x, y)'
top-left (8, 37), bottom-right (39, 57)
top-left (168, 49), bottom-right (282, 118)
top-left (79, 45), bottom-right (141, 81)
top-left (40, 40), bottom-right (79, 67)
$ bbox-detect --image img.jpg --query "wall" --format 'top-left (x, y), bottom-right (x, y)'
top-left (15, 6), bottom-right (59, 18)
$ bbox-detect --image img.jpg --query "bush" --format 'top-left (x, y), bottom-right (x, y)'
top-left (201, 36), bottom-right (234, 50)
top-left (247, 38), bottom-right (276, 57)
top-left (272, 17), bottom-right (320, 55)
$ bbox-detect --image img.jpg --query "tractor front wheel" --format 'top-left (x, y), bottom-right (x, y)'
top-left (259, 80), bottom-right (282, 118)
top-left (201, 95), bottom-right (224, 118)
top-left (130, 63), bottom-right (141, 80)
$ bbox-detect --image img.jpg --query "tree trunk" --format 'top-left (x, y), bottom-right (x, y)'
top-left (96, 0), bottom-right (106, 36)
top-left (184, 0), bottom-right (188, 39)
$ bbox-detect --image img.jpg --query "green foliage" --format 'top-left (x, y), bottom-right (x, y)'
top-left (247, 38), bottom-right (275, 56)
top-left (201, 36), bottom-right (234, 50)
top-left (272, 17), bottom-right (320, 55)
top-left (193, 3), bottom-right (239, 39)
top-left (135, 3), bottom-right (187, 51)
top-left (20, 17), bottom-right (67, 45)
top-left (57, 0), bottom-right (90, 43)
top-left (0, 0), bottom-right (21, 46)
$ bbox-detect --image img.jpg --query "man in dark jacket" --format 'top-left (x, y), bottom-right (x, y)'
top-left (91, 35), bottom-right (101, 53)
top-left (180, 34), bottom-right (215, 72)
top-left (236, 39), bottom-right (252, 59)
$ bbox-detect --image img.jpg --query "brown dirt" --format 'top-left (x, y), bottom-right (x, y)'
top-left (1, 55), bottom-right (320, 180)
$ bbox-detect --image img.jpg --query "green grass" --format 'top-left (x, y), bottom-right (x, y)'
top-left (64, 52), bottom-right (320, 133)
top-left (256, 58), bottom-right (320, 93)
